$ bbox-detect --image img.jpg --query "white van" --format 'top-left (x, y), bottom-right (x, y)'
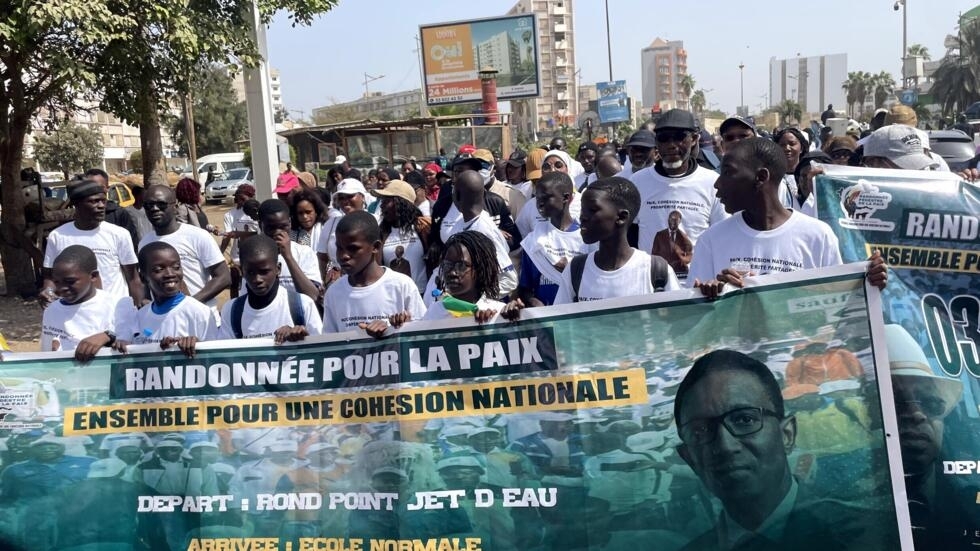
top-left (181, 152), bottom-right (246, 183)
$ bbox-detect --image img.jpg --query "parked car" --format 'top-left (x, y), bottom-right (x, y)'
top-left (181, 152), bottom-right (246, 184)
top-left (204, 168), bottom-right (252, 203)
top-left (46, 181), bottom-right (135, 208)
top-left (928, 130), bottom-right (976, 172)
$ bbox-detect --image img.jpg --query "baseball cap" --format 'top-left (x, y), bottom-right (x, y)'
top-left (577, 141), bottom-right (598, 154)
top-left (719, 116), bottom-right (757, 136)
top-left (371, 179), bottom-right (416, 204)
top-left (625, 129), bottom-right (657, 148)
top-left (335, 155), bottom-right (347, 165)
top-left (884, 104), bottom-right (918, 127)
top-left (526, 149), bottom-right (547, 180)
top-left (506, 149), bottom-right (528, 167)
top-left (437, 455), bottom-right (485, 473)
top-left (472, 149), bottom-right (494, 164)
top-left (457, 144), bottom-right (476, 155)
top-left (864, 125), bottom-right (938, 170)
top-left (655, 109), bottom-right (699, 131)
top-left (423, 162), bottom-right (442, 174)
top-left (333, 178), bottom-right (368, 198)
top-left (274, 172), bottom-right (300, 194)
top-left (267, 440), bottom-right (298, 453)
top-left (88, 458), bottom-right (128, 479)
top-left (68, 180), bottom-right (104, 202)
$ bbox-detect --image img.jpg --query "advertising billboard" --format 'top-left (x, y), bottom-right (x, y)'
top-left (596, 81), bottom-right (629, 123)
top-left (420, 14), bottom-right (540, 105)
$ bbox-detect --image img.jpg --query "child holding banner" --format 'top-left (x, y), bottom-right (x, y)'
top-left (218, 234), bottom-right (322, 342)
top-left (552, 177), bottom-right (680, 304)
top-left (323, 211), bottom-right (426, 333)
top-left (112, 242), bottom-right (217, 358)
top-left (41, 245), bottom-right (135, 362)
top-left (517, 172), bottom-right (595, 306)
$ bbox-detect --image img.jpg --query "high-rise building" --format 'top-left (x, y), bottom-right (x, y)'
top-left (506, 0), bottom-right (578, 139)
top-left (232, 66), bottom-right (284, 115)
top-left (769, 54), bottom-right (847, 115)
top-left (477, 31), bottom-right (521, 76)
top-left (641, 38), bottom-right (689, 112)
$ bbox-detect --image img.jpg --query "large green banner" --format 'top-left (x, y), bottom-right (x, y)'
top-left (0, 266), bottom-right (908, 550)
top-left (817, 165), bottom-right (980, 550)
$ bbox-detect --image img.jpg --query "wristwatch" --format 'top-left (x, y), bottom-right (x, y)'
top-left (103, 330), bottom-right (117, 347)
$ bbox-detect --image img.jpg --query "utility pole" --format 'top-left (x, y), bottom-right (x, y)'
top-left (363, 73), bottom-right (385, 98)
top-left (181, 91), bottom-right (197, 177)
top-left (604, 0), bottom-right (613, 81)
top-left (739, 63), bottom-right (745, 115)
top-left (414, 36), bottom-right (429, 118)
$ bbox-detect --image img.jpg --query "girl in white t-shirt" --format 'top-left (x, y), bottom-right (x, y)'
top-left (372, 180), bottom-right (431, 293)
top-left (361, 231), bottom-right (523, 338)
top-left (41, 245), bottom-right (134, 362)
top-left (114, 242), bottom-right (217, 357)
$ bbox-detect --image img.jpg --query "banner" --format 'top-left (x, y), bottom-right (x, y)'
top-left (596, 81), bottom-right (629, 124)
top-left (817, 164), bottom-right (980, 550)
top-left (0, 266), bottom-right (909, 550)
top-left (420, 15), bottom-right (540, 105)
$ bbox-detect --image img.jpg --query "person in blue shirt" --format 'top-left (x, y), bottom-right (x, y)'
top-left (0, 435), bottom-right (94, 500)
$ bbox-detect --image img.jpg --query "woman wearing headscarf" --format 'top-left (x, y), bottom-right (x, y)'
top-left (774, 128), bottom-right (809, 211)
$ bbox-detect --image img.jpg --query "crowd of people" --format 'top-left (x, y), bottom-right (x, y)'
top-left (7, 104), bottom-right (980, 549)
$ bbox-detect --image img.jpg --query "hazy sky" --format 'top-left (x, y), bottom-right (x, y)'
top-left (266, 0), bottom-right (978, 119)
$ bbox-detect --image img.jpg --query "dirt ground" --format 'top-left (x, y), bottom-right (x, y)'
top-left (0, 201), bottom-right (233, 353)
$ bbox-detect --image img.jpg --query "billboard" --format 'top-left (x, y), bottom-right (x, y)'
top-left (596, 81), bottom-right (629, 123)
top-left (0, 266), bottom-right (912, 550)
top-left (420, 14), bottom-right (540, 106)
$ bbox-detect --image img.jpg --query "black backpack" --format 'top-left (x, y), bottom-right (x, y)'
top-left (569, 253), bottom-right (670, 303)
top-left (229, 287), bottom-right (305, 338)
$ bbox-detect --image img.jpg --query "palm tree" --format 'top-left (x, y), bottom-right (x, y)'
top-left (871, 71), bottom-right (896, 109)
top-left (931, 18), bottom-right (980, 117)
top-left (853, 71), bottom-right (873, 118)
top-left (690, 89), bottom-right (706, 115)
top-left (776, 99), bottom-right (803, 125)
top-left (907, 43), bottom-right (931, 60)
top-left (841, 72), bottom-right (860, 118)
top-left (679, 74), bottom-right (696, 104)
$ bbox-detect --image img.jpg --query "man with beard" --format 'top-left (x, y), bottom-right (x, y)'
top-left (617, 130), bottom-right (658, 178)
top-left (574, 141), bottom-right (599, 191)
top-left (629, 109), bottom-right (728, 254)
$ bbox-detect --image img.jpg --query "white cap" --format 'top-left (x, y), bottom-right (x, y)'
top-left (442, 425), bottom-right (476, 438)
top-left (372, 466), bottom-right (408, 479)
top-left (333, 178), bottom-right (367, 198)
top-left (189, 441), bottom-right (219, 451)
top-left (626, 432), bottom-right (666, 452)
top-left (267, 440), bottom-right (298, 454)
top-left (467, 427), bottom-right (500, 438)
top-left (437, 455), bottom-right (485, 473)
top-left (155, 439), bottom-right (183, 449)
top-left (88, 457), bottom-right (128, 479)
top-left (306, 442), bottom-right (338, 455)
top-left (335, 155), bottom-right (347, 165)
top-left (29, 434), bottom-right (64, 447)
top-left (538, 412), bottom-right (574, 422)
top-left (886, 324), bottom-right (962, 414)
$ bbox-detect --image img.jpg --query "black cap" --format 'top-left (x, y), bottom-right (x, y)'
top-left (68, 180), bottom-right (104, 202)
top-left (577, 141), bottom-right (598, 153)
top-left (655, 109), bottom-right (699, 131)
top-left (719, 116), bottom-right (757, 136)
top-left (506, 149), bottom-right (527, 167)
top-left (625, 129), bottom-right (657, 148)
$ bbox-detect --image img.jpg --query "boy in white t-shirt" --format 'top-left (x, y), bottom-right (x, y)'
top-left (41, 245), bottom-right (135, 362)
top-left (114, 242), bottom-right (217, 357)
top-left (553, 177), bottom-right (680, 305)
top-left (517, 172), bottom-right (595, 306)
top-left (41, 179), bottom-right (141, 305)
top-left (323, 211), bottom-right (426, 333)
top-left (219, 184), bottom-right (257, 298)
top-left (691, 138), bottom-right (887, 298)
top-left (243, 198), bottom-right (321, 301)
top-left (218, 235), bottom-right (322, 342)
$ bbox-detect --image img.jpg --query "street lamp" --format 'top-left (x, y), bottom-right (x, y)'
top-left (738, 63), bottom-right (745, 115)
top-left (895, 0), bottom-right (907, 86)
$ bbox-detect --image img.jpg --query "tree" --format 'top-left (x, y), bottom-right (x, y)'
top-left (94, 0), bottom-right (339, 187)
top-left (168, 65), bottom-right (248, 157)
top-left (0, 0), bottom-right (124, 294)
top-left (690, 90), bottom-right (706, 115)
top-left (129, 150), bottom-right (142, 172)
top-left (776, 100), bottom-right (803, 125)
top-left (312, 100), bottom-right (360, 125)
top-left (931, 18), bottom-right (980, 117)
top-left (841, 71), bottom-right (872, 118)
top-left (907, 43), bottom-right (931, 60)
top-left (871, 71), bottom-right (896, 109)
top-left (679, 74), bottom-right (696, 104)
top-left (32, 122), bottom-right (104, 179)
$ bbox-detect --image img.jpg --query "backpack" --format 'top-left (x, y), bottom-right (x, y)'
top-left (229, 287), bottom-right (305, 339)
top-left (569, 253), bottom-right (670, 303)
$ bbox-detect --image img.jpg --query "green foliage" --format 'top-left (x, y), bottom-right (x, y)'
top-left (907, 43), bottom-right (931, 61)
top-left (690, 90), bottom-right (707, 115)
top-left (775, 100), bottom-right (803, 126)
top-left (242, 147), bottom-right (252, 170)
top-left (870, 71), bottom-right (896, 110)
top-left (169, 65), bottom-right (249, 156)
top-left (931, 18), bottom-right (980, 117)
top-left (703, 109), bottom-right (727, 120)
top-left (32, 121), bottom-right (104, 178)
top-left (129, 149), bottom-right (142, 172)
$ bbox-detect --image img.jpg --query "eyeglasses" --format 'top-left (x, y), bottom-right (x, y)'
top-left (542, 161), bottom-right (565, 172)
top-left (678, 407), bottom-right (781, 446)
top-left (654, 130), bottom-right (691, 144)
top-left (440, 260), bottom-right (472, 274)
top-left (143, 201), bottom-right (175, 211)
top-left (831, 150), bottom-right (853, 160)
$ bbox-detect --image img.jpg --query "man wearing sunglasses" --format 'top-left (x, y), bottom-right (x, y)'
top-left (630, 109), bottom-right (728, 258)
top-left (673, 349), bottom-right (891, 550)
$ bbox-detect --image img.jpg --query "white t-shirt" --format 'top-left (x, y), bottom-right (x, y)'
top-left (237, 241), bottom-right (321, 295)
top-left (553, 249), bottom-right (680, 305)
top-left (422, 296), bottom-right (507, 322)
top-left (123, 296), bottom-right (217, 344)
top-left (629, 165), bottom-right (728, 253)
top-left (314, 215), bottom-right (342, 269)
top-left (382, 226), bottom-right (427, 292)
top-left (686, 210), bottom-right (843, 286)
top-left (520, 221), bottom-right (596, 293)
top-left (217, 286), bottom-right (322, 339)
top-left (41, 289), bottom-right (135, 352)
top-left (322, 267), bottom-right (427, 333)
top-left (223, 207), bottom-right (256, 264)
top-left (516, 193), bottom-right (583, 240)
top-left (139, 224), bottom-right (226, 307)
top-left (443, 211), bottom-right (517, 295)
top-left (574, 171), bottom-right (598, 191)
top-left (43, 222), bottom-right (137, 301)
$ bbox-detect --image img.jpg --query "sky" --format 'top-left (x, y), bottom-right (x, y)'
top-left (266, 0), bottom-right (979, 120)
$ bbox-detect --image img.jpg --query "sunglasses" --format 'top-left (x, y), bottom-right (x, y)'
top-left (654, 130), bottom-right (691, 143)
